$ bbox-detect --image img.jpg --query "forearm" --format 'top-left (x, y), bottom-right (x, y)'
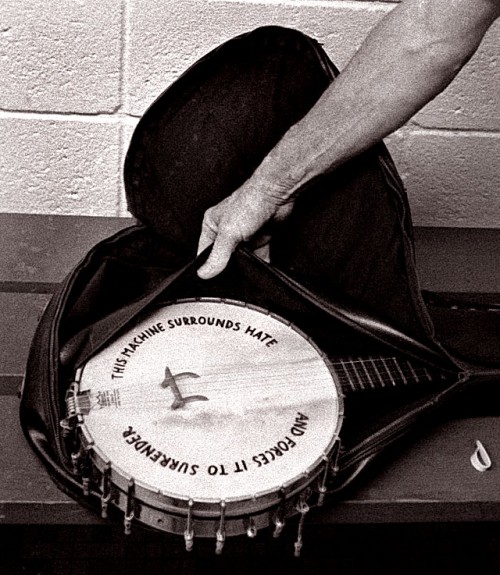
top-left (197, 0), bottom-right (499, 278)
top-left (252, 0), bottom-right (500, 202)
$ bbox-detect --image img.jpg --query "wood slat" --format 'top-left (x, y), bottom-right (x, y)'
top-left (413, 227), bottom-right (500, 293)
top-left (0, 293), bottom-right (52, 394)
top-left (0, 213), bottom-right (133, 289)
top-left (0, 215), bottom-right (498, 293)
top-left (1, 397), bottom-right (101, 525)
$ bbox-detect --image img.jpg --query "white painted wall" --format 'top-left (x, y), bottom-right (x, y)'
top-left (1, 0), bottom-right (499, 227)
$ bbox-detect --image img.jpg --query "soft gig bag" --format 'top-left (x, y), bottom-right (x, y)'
top-left (20, 26), bottom-right (499, 553)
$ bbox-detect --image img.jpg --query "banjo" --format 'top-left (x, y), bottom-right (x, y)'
top-left (61, 298), bottom-right (445, 555)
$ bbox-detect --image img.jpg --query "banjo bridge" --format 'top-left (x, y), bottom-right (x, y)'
top-left (160, 367), bottom-right (208, 410)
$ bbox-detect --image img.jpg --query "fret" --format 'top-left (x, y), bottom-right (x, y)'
top-left (396, 360), bottom-right (407, 384)
top-left (359, 360), bottom-right (375, 390)
top-left (398, 360), bottom-right (414, 385)
top-left (405, 360), bottom-right (418, 383)
top-left (369, 357), bottom-right (386, 389)
top-left (349, 359), bottom-right (367, 391)
top-left (391, 357), bottom-right (408, 385)
top-left (423, 366), bottom-right (433, 382)
top-left (364, 359), bottom-right (380, 389)
top-left (336, 359), bottom-right (358, 393)
top-left (379, 357), bottom-right (396, 387)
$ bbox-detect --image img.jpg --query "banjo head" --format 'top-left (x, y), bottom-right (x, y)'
top-left (76, 298), bottom-right (343, 535)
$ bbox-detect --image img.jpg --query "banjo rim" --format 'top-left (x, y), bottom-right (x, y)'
top-left (75, 297), bottom-right (344, 526)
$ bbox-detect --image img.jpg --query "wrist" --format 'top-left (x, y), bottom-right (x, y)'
top-left (252, 150), bottom-right (307, 205)
top-left (251, 118), bottom-right (332, 203)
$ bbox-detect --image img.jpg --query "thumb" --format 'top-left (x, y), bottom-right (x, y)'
top-left (197, 231), bottom-right (237, 279)
top-left (197, 219), bottom-right (217, 256)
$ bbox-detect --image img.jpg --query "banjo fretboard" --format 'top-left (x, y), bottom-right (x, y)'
top-left (330, 356), bottom-right (442, 394)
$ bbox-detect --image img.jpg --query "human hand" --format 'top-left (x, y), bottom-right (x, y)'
top-left (197, 182), bottom-right (293, 279)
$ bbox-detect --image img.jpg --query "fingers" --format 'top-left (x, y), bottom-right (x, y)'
top-left (196, 186), bottom-right (293, 280)
top-left (197, 206), bottom-right (237, 279)
top-left (197, 194), bottom-right (249, 279)
top-left (197, 227), bottom-right (239, 279)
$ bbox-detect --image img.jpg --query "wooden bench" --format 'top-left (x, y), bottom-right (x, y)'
top-left (1, 213), bottom-right (500, 571)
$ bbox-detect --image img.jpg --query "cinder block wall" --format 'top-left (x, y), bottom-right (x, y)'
top-left (1, 0), bottom-right (499, 227)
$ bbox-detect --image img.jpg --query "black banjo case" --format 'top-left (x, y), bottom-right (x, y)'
top-left (20, 26), bottom-right (499, 536)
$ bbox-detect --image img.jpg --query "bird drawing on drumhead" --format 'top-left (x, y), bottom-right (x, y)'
top-left (160, 366), bottom-right (209, 410)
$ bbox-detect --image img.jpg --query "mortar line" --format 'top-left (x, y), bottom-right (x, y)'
top-left (2, 108), bottom-right (497, 139)
top-left (116, 0), bottom-right (129, 216)
top-left (399, 124), bottom-right (500, 139)
top-left (208, 0), bottom-right (397, 10)
top-left (0, 109), bottom-right (140, 123)
top-left (118, 0), bottom-right (126, 113)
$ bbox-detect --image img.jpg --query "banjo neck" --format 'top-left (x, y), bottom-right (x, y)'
top-left (330, 356), bottom-right (442, 394)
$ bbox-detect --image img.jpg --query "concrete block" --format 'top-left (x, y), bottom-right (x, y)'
top-left (0, 117), bottom-right (121, 215)
top-left (0, 0), bottom-right (122, 113)
top-left (125, 0), bottom-right (391, 116)
top-left (386, 130), bottom-right (500, 228)
top-left (414, 20), bottom-right (500, 131)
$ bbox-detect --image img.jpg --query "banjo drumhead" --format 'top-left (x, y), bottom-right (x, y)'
top-left (78, 299), bottom-right (342, 507)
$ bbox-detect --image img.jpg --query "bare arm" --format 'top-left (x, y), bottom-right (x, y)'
top-left (197, 0), bottom-right (500, 279)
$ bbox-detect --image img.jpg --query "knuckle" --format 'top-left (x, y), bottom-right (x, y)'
top-left (202, 209), bottom-right (216, 230)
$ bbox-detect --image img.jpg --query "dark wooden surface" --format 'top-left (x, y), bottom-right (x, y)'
top-left (1, 214), bottom-right (500, 522)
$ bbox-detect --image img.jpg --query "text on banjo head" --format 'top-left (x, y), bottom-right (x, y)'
top-left (111, 314), bottom-right (279, 381)
top-left (120, 411), bottom-right (310, 478)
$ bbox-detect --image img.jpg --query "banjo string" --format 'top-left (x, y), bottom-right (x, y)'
top-left (95, 354), bottom-right (434, 384)
top-left (82, 358), bottom-right (437, 408)
top-left (93, 362), bottom-right (434, 392)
